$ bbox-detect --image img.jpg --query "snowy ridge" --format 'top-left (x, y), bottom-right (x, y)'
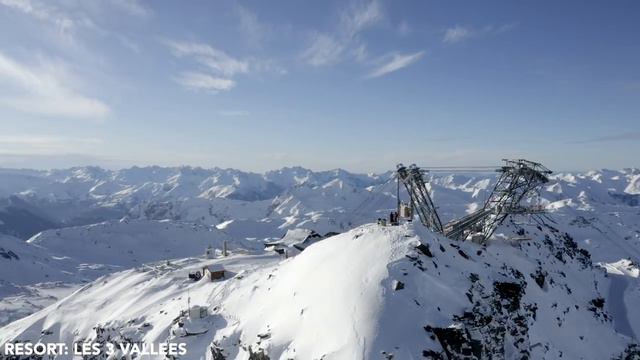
top-left (0, 223), bottom-right (638, 359)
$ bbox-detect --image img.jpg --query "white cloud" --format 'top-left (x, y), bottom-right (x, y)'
top-left (235, 4), bottom-right (268, 47)
top-left (0, 52), bottom-right (110, 119)
top-left (443, 25), bottom-right (473, 43)
top-left (165, 41), bottom-right (249, 77)
top-left (165, 40), bottom-right (283, 93)
top-left (248, 57), bottom-right (288, 76)
top-left (443, 24), bottom-right (515, 44)
top-left (109, 0), bottom-right (152, 18)
top-left (3, 96), bottom-right (109, 119)
top-left (340, 0), bottom-right (383, 38)
top-left (367, 51), bottom-right (425, 78)
top-left (0, 0), bottom-right (75, 35)
top-left (301, 0), bottom-right (383, 66)
top-left (301, 33), bottom-right (345, 66)
top-left (175, 72), bottom-right (236, 92)
top-left (1, 0), bottom-right (154, 48)
top-left (0, 0), bottom-right (150, 49)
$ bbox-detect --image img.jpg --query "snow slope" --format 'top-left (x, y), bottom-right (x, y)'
top-left (0, 219), bottom-right (241, 327)
top-left (1, 223), bottom-right (637, 359)
top-left (25, 219), bottom-right (238, 268)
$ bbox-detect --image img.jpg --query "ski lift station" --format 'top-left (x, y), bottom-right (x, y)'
top-left (393, 158), bottom-right (552, 244)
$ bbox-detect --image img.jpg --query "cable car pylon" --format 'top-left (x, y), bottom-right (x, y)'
top-left (394, 159), bottom-right (552, 243)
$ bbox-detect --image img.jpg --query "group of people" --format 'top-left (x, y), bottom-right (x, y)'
top-left (389, 211), bottom-right (400, 225)
top-left (377, 211), bottom-right (400, 226)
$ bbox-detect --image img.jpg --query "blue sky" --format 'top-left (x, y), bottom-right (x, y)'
top-left (0, 0), bottom-right (638, 172)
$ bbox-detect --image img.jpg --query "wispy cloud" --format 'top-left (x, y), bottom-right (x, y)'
top-left (0, 0), bottom-right (76, 39)
top-left (234, 4), bottom-right (269, 47)
top-left (301, 1), bottom-right (422, 78)
top-left (0, 0), bottom-right (71, 26)
top-left (164, 40), bottom-right (247, 92)
top-left (175, 72), bottom-right (236, 92)
top-left (340, 0), bottom-right (383, 38)
top-left (443, 25), bottom-right (473, 43)
top-left (301, 0), bottom-right (383, 66)
top-left (301, 32), bottom-right (346, 66)
top-left (0, 52), bottom-right (110, 119)
top-left (572, 131), bottom-right (640, 144)
top-left (165, 40), bottom-right (284, 92)
top-left (367, 51), bottom-right (425, 78)
top-left (109, 0), bottom-right (152, 18)
top-left (165, 41), bottom-right (249, 77)
top-left (443, 24), bottom-right (515, 44)
top-left (1, 0), bottom-right (153, 48)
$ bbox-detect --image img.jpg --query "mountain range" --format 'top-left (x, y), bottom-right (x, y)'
top-left (0, 165), bottom-right (638, 359)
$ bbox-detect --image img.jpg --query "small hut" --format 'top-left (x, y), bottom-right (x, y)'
top-left (189, 305), bottom-right (208, 319)
top-left (202, 265), bottom-right (225, 281)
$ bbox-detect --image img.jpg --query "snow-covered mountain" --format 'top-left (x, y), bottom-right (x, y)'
top-left (0, 166), bottom-right (389, 239)
top-left (1, 223), bottom-right (638, 359)
top-left (0, 165), bottom-right (639, 358)
top-left (1, 166), bottom-right (638, 241)
top-left (0, 219), bottom-right (241, 326)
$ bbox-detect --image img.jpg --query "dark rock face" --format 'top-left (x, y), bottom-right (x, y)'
top-left (416, 243), bottom-right (433, 257)
top-left (590, 298), bottom-right (605, 309)
top-left (405, 254), bottom-right (426, 271)
top-left (416, 220), bottom-right (637, 359)
top-left (542, 230), bottom-right (592, 269)
top-left (619, 344), bottom-right (640, 359)
top-left (209, 345), bottom-right (227, 360)
top-left (143, 201), bottom-right (178, 220)
top-left (425, 279), bottom-right (532, 359)
top-left (247, 348), bottom-right (270, 360)
top-left (494, 282), bottom-right (524, 312)
top-left (423, 349), bottom-right (446, 359)
top-left (530, 268), bottom-right (546, 289)
top-left (588, 297), bottom-right (609, 321)
top-left (431, 326), bottom-right (482, 359)
top-left (0, 247), bottom-right (19, 260)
